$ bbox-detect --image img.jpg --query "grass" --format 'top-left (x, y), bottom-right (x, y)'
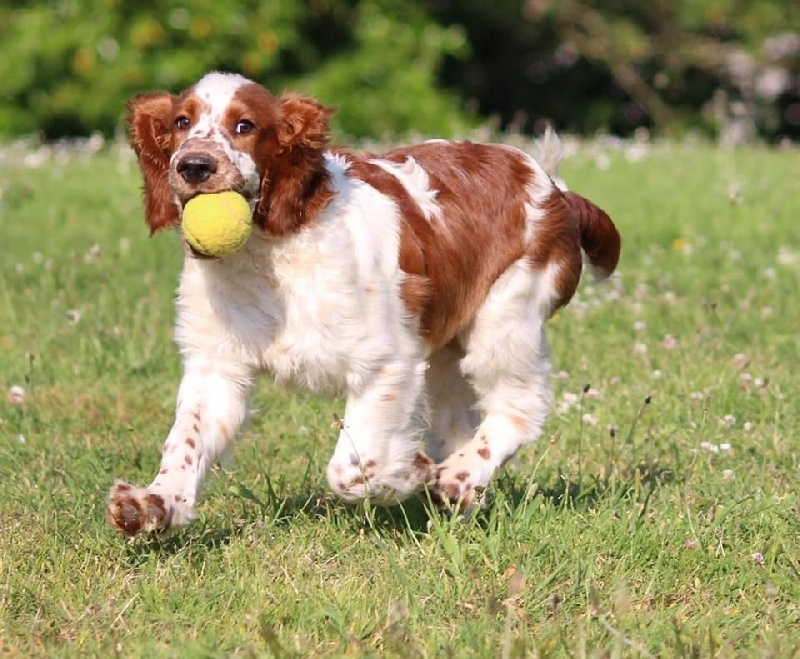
top-left (1, 136), bottom-right (798, 657)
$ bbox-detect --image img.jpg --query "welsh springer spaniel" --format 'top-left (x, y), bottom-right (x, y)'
top-left (108, 72), bottom-right (620, 534)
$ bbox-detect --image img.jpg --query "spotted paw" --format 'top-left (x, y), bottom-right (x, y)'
top-left (428, 454), bottom-right (493, 511)
top-left (107, 481), bottom-right (171, 535)
top-left (328, 450), bottom-right (436, 504)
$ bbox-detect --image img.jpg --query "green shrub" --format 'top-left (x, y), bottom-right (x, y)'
top-left (0, 0), bottom-right (472, 139)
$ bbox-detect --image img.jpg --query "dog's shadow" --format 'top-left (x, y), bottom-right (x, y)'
top-left (119, 459), bottom-right (676, 565)
top-left (118, 489), bottom-right (438, 565)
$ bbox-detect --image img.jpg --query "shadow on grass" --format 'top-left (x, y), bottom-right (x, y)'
top-left (118, 459), bottom-right (677, 560)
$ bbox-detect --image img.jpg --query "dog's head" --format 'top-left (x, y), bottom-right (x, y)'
top-left (127, 72), bottom-right (334, 236)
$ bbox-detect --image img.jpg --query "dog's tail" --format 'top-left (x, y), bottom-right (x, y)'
top-left (534, 125), bottom-right (568, 191)
top-left (565, 191), bottom-right (621, 281)
top-left (535, 126), bottom-right (620, 280)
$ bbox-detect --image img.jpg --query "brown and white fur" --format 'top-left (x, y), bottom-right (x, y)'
top-left (108, 72), bottom-right (621, 534)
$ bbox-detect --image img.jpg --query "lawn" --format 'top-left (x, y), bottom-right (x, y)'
top-left (1, 135), bottom-right (798, 657)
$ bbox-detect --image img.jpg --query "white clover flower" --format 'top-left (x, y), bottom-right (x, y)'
top-left (581, 413), bottom-right (598, 426)
top-left (7, 386), bottom-right (25, 406)
top-left (660, 334), bottom-right (679, 350)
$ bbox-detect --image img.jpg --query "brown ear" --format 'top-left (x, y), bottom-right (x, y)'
top-left (253, 95), bottom-right (334, 235)
top-left (276, 94), bottom-right (334, 150)
top-left (127, 92), bottom-right (179, 234)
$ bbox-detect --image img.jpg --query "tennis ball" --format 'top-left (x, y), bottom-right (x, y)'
top-left (182, 191), bottom-right (252, 257)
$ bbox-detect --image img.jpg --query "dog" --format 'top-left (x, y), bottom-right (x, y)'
top-left (108, 72), bottom-right (620, 534)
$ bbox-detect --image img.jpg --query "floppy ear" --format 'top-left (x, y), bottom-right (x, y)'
top-left (275, 94), bottom-right (334, 151)
top-left (253, 95), bottom-right (335, 235)
top-left (127, 92), bottom-right (180, 234)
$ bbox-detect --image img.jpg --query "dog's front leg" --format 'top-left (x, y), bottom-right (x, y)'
top-left (108, 359), bottom-right (252, 535)
top-left (326, 358), bottom-right (435, 505)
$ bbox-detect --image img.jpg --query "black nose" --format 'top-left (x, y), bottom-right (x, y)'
top-left (177, 154), bottom-right (217, 184)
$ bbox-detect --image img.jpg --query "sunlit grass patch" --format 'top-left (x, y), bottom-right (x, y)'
top-left (1, 137), bottom-right (798, 655)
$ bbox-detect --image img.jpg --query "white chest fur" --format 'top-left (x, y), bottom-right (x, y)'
top-left (174, 170), bottom-right (421, 394)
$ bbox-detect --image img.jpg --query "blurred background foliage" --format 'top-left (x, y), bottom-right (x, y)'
top-left (0, 0), bottom-right (797, 141)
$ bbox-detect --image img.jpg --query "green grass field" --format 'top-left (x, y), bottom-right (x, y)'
top-left (1, 137), bottom-right (798, 657)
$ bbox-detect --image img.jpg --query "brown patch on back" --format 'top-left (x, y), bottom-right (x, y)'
top-left (344, 142), bottom-right (535, 349)
top-left (477, 447), bottom-right (491, 460)
top-left (341, 152), bottom-right (432, 322)
top-left (186, 437), bottom-right (196, 449)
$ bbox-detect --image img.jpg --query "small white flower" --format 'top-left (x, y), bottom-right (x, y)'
top-left (66, 309), bottom-right (82, 324)
top-left (660, 334), bottom-right (679, 350)
top-left (633, 321), bottom-right (647, 332)
top-left (634, 342), bottom-right (648, 356)
top-left (743, 421), bottom-right (754, 432)
top-left (752, 552), bottom-right (765, 565)
top-left (732, 353), bottom-right (748, 369)
top-left (84, 243), bottom-right (103, 263)
top-left (719, 443), bottom-right (731, 451)
top-left (17, 434), bottom-right (26, 444)
top-left (689, 392), bottom-right (705, 402)
top-left (595, 153), bottom-right (611, 170)
top-left (722, 414), bottom-right (736, 427)
top-left (7, 385), bottom-right (25, 406)
top-left (652, 369), bottom-right (663, 379)
top-left (562, 392), bottom-right (579, 405)
top-left (663, 291), bottom-right (677, 303)
top-left (722, 469), bottom-right (735, 480)
top-left (555, 370), bottom-right (570, 380)
top-left (762, 267), bottom-right (777, 279)
top-left (754, 378), bottom-right (766, 389)
top-left (760, 306), bottom-right (775, 318)
top-left (584, 388), bottom-right (601, 399)
top-left (581, 413), bottom-right (598, 426)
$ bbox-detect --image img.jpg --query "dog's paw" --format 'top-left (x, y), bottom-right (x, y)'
top-left (107, 481), bottom-right (172, 535)
top-left (328, 450), bottom-right (436, 504)
top-left (428, 452), bottom-right (493, 512)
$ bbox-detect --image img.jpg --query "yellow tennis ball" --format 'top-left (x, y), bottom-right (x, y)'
top-left (182, 191), bottom-right (252, 257)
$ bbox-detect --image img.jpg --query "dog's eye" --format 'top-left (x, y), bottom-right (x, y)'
top-left (175, 116), bottom-right (190, 130)
top-left (235, 119), bottom-right (255, 135)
